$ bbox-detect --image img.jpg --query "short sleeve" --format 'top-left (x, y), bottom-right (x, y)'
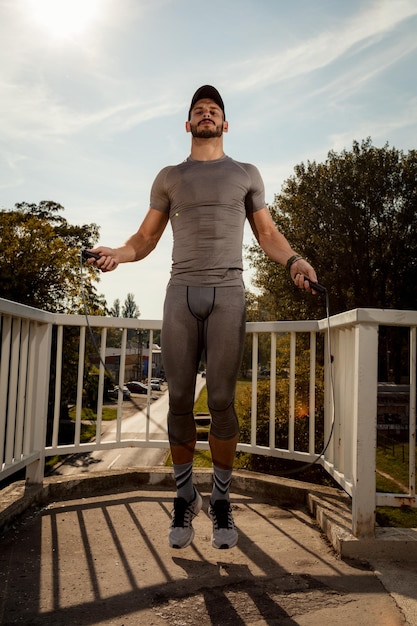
top-left (149, 166), bottom-right (173, 213)
top-left (244, 164), bottom-right (266, 214)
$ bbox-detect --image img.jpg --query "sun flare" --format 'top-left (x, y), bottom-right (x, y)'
top-left (26, 0), bottom-right (101, 39)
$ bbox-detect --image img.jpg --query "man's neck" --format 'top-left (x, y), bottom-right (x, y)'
top-left (189, 137), bottom-right (225, 161)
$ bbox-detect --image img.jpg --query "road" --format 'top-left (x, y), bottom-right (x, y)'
top-left (53, 375), bottom-right (207, 476)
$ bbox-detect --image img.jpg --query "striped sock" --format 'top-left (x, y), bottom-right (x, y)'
top-left (211, 465), bottom-right (232, 503)
top-left (173, 461), bottom-right (194, 502)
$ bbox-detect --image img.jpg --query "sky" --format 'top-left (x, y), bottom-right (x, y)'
top-left (1, 0), bottom-right (417, 318)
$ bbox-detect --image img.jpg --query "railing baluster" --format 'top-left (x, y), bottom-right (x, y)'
top-left (288, 331), bottom-right (296, 453)
top-left (75, 326), bottom-right (86, 446)
top-left (95, 327), bottom-right (107, 443)
top-left (409, 326), bottom-right (416, 498)
top-left (269, 331), bottom-right (277, 450)
top-left (309, 331), bottom-right (316, 455)
top-left (116, 328), bottom-right (128, 442)
top-left (15, 319), bottom-right (29, 461)
top-left (0, 315), bottom-right (12, 467)
top-left (5, 318), bottom-right (20, 464)
top-left (251, 332), bottom-right (258, 448)
top-left (52, 325), bottom-right (63, 448)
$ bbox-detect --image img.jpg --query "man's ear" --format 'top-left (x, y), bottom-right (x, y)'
top-left (223, 121), bottom-right (229, 133)
top-left (185, 121), bottom-right (191, 133)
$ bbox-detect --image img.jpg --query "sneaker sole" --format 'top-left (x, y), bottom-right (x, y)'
top-left (211, 534), bottom-right (238, 550)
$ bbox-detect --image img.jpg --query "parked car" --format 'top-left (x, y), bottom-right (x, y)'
top-left (108, 385), bottom-right (131, 400)
top-left (126, 381), bottom-right (148, 394)
top-left (150, 379), bottom-right (161, 390)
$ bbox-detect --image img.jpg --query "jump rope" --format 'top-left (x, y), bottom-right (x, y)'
top-left (274, 276), bottom-right (335, 476)
top-left (80, 250), bottom-right (335, 475)
top-left (79, 250), bottom-right (153, 415)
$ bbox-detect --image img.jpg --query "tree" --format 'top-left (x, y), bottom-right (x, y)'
top-left (0, 201), bottom-right (106, 314)
top-left (110, 299), bottom-right (121, 317)
top-left (0, 201), bottom-right (110, 426)
top-left (248, 139), bottom-right (417, 320)
top-left (122, 293), bottom-right (140, 318)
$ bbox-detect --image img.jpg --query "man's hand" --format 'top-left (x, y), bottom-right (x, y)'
top-left (87, 247), bottom-right (120, 272)
top-left (290, 258), bottom-right (319, 293)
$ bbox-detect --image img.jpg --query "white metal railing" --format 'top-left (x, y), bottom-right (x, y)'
top-left (1, 297), bottom-right (416, 538)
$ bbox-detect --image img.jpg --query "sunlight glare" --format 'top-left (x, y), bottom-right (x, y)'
top-left (26, 0), bottom-right (101, 39)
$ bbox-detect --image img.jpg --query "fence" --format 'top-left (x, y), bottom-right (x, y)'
top-left (1, 297), bottom-right (416, 538)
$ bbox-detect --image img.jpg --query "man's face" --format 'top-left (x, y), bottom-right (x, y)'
top-left (188, 98), bottom-right (226, 138)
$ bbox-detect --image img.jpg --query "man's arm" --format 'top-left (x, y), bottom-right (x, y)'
top-left (90, 208), bottom-right (169, 272)
top-left (248, 207), bottom-right (318, 289)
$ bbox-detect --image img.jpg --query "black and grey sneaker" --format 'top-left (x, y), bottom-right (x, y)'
top-left (208, 499), bottom-right (238, 549)
top-left (168, 489), bottom-right (202, 549)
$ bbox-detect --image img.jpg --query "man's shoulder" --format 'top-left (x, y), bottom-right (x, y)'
top-left (226, 157), bottom-right (261, 178)
top-left (157, 162), bottom-right (183, 174)
top-left (158, 159), bottom-right (192, 175)
top-left (153, 161), bottom-right (186, 184)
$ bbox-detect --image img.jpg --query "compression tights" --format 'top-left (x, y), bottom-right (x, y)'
top-left (161, 284), bottom-right (246, 445)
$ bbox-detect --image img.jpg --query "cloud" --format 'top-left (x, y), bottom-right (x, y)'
top-left (227, 0), bottom-right (417, 93)
top-left (0, 74), bottom-right (183, 143)
top-left (311, 29), bottom-right (417, 107)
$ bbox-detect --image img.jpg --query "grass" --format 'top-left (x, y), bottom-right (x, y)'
top-left (68, 406), bottom-right (118, 421)
top-left (166, 449), bottom-right (212, 468)
top-left (193, 385), bottom-right (209, 414)
top-left (376, 506), bottom-right (417, 528)
top-left (376, 443), bottom-right (410, 491)
top-left (194, 380), bottom-right (250, 415)
top-left (375, 440), bottom-right (417, 527)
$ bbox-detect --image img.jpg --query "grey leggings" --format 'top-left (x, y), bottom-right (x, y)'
top-left (161, 284), bottom-right (246, 446)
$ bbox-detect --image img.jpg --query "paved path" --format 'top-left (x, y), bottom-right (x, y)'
top-left (0, 477), bottom-right (411, 626)
top-left (18, 375), bottom-right (417, 625)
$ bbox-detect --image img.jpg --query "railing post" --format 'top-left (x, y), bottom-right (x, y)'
top-left (351, 322), bottom-right (379, 538)
top-left (25, 321), bottom-right (53, 484)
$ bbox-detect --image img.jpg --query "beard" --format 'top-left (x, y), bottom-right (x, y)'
top-left (189, 122), bottom-right (223, 139)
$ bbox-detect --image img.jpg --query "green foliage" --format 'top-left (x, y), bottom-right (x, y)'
top-left (237, 333), bottom-right (324, 449)
top-left (79, 422), bottom-right (97, 442)
top-left (186, 335), bottom-right (327, 481)
top-left (0, 201), bottom-right (111, 419)
top-left (110, 299), bottom-right (121, 317)
top-left (0, 200), bottom-right (106, 313)
top-left (122, 292), bottom-right (140, 318)
top-left (248, 139), bottom-right (417, 319)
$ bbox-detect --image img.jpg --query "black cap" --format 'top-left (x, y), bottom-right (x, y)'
top-left (188, 85), bottom-right (225, 120)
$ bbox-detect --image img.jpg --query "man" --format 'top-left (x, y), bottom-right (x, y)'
top-left (90, 85), bottom-right (318, 550)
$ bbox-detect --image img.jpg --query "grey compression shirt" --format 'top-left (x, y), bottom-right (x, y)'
top-left (150, 155), bottom-right (266, 287)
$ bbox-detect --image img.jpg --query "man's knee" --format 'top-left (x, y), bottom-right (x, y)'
top-left (209, 403), bottom-right (239, 440)
top-left (168, 387), bottom-right (194, 415)
top-left (168, 411), bottom-right (196, 446)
